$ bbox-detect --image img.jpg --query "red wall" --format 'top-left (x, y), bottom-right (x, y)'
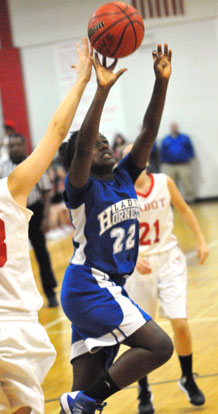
top-left (0, 0), bottom-right (32, 152)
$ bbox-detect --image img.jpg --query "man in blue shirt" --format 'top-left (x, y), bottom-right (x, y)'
top-left (160, 123), bottom-right (195, 202)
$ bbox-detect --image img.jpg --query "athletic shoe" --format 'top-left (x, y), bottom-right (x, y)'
top-left (138, 386), bottom-right (154, 414)
top-left (178, 375), bottom-right (205, 406)
top-left (60, 390), bottom-right (107, 414)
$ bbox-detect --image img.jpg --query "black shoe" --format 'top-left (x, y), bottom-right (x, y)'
top-left (178, 375), bottom-right (205, 406)
top-left (138, 387), bottom-right (154, 414)
top-left (48, 294), bottom-right (59, 307)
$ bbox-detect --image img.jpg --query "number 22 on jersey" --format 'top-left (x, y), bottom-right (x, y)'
top-left (0, 219), bottom-right (7, 267)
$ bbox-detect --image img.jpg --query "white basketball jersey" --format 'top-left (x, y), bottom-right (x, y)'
top-left (0, 178), bottom-right (43, 319)
top-left (137, 173), bottom-right (177, 255)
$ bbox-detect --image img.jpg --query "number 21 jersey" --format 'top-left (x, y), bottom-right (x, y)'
top-left (137, 173), bottom-right (178, 255)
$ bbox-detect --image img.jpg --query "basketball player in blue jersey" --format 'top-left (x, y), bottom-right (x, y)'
top-left (59, 44), bottom-right (173, 414)
top-left (0, 38), bottom-right (92, 414)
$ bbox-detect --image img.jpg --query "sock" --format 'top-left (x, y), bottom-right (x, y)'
top-left (84, 371), bottom-right (120, 402)
top-left (138, 376), bottom-right (150, 400)
top-left (138, 376), bottom-right (149, 390)
top-left (178, 354), bottom-right (193, 379)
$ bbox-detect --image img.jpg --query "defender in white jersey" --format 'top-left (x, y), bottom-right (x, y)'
top-left (0, 38), bottom-right (92, 414)
top-left (124, 149), bottom-right (208, 413)
top-left (59, 45), bottom-right (173, 414)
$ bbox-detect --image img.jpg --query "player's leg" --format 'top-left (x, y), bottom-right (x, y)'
top-left (71, 349), bottom-right (107, 391)
top-left (125, 261), bottom-right (158, 414)
top-left (60, 350), bottom-right (107, 414)
top-left (13, 408), bottom-right (31, 414)
top-left (109, 320), bottom-right (173, 388)
top-left (170, 318), bottom-right (205, 406)
top-left (61, 321), bottom-right (173, 409)
top-left (60, 265), bottom-right (173, 414)
top-left (158, 247), bottom-right (205, 407)
top-left (170, 318), bottom-right (192, 355)
top-left (60, 322), bottom-right (173, 414)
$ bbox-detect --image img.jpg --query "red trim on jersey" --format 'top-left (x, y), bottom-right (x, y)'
top-left (136, 173), bottom-right (154, 198)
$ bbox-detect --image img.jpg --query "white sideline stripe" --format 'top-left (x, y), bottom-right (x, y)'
top-left (44, 315), bottom-right (67, 329)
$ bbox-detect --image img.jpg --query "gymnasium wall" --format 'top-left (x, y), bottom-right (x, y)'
top-left (6, 0), bottom-right (218, 198)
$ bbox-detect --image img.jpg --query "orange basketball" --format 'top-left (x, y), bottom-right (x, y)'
top-left (88, 2), bottom-right (145, 58)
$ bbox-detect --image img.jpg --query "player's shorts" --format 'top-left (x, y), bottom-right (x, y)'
top-left (126, 245), bottom-right (187, 320)
top-left (61, 264), bottom-right (152, 366)
top-left (0, 317), bottom-right (56, 414)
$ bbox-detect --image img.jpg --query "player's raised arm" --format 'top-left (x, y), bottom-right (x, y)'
top-left (8, 38), bottom-right (92, 207)
top-left (68, 53), bottom-right (127, 188)
top-left (167, 176), bottom-right (209, 264)
top-left (130, 44), bottom-right (172, 169)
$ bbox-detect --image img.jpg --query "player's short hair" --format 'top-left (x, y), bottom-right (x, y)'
top-left (58, 130), bottom-right (79, 171)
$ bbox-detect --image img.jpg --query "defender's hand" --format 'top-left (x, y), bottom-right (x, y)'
top-left (197, 243), bottom-right (209, 264)
top-left (136, 256), bottom-right (152, 275)
top-left (72, 38), bottom-right (93, 83)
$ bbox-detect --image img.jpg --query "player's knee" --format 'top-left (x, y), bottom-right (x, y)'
top-left (172, 319), bottom-right (189, 337)
top-left (157, 333), bottom-right (174, 364)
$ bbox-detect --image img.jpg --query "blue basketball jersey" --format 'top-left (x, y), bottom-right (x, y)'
top-left (64, 154), bottom-right (144, 277)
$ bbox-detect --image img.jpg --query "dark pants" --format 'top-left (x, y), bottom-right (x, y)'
top-left (28, 201), bottom-right (57, 298)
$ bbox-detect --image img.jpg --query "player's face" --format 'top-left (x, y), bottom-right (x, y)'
top-left (9, 137), bottom-right (26, 164)
top-left (91, 134), bottom-right (115, 174)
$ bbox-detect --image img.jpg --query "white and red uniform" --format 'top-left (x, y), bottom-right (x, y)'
top-left (0, 177), bottom-right (56, 414)
top-left (126, 173), bottom-right (187, 319)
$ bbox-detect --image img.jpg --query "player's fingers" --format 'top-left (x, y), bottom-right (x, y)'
top-left (90, 55), bottom-right (97, 68)
top-left (116, 68), bottom-right (128, 79)
top-left (76, 43), bottom-right (81, 56)
top-left (168, 49), bottom-right (172, 61)
top-left (108, 58), bottom-right (118, 71)
top-left (90, 44), bottom-right (94, 56)
top-left (94, 52), bottom-right (101, 65)
top-left (157, 44), bottom-right (162, 55)
top-left (164, 43), bottom-right (168, 55)
top-left (152, 50), bottom-right (158, 61)
top-left (82, 37), bottom-right (89, 53)
top-left (145, 268), bottom-right (152, 274)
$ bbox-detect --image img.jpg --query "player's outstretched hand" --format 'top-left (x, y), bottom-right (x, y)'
top-left (91, 52), bottom-right (127, 88)
top-left (153, 43), bottom-right (172, 80)
top-left (136, 256), bottom-right (152, 275)
top-left (72, 38), bottom-right (93, 83)
top-left (197, 242), bottom-right (209, 265)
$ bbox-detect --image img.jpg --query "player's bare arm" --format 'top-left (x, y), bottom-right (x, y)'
top-left (130, 44), bottom-right (172, 169)
top-left (68, 53), bottom-right (127, 188)
top-left (167, 176), bottom-right (209, 264)
top-left (8, 38), bottom-right (92, 207)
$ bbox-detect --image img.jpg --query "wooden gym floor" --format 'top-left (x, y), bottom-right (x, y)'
top-left (30, 200), bottom-right (218, 414)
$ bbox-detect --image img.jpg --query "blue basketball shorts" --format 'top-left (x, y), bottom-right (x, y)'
top-left (61, 264), bottom-right (152, 367)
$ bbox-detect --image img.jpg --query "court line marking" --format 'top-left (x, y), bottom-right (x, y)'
top-left (44, 315), bottom-right (67, 329)
top-left (45, 372), bottom-right (218, 404)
